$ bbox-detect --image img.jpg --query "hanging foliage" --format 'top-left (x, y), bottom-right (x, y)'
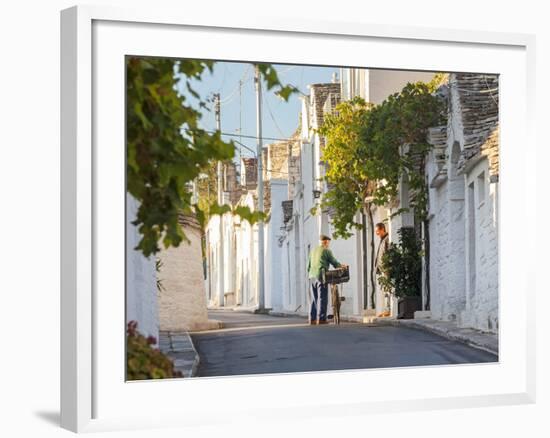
top-left (126, 57), bottom-right (297, 257)
top-left (317, 78), bottom-right (446, 239)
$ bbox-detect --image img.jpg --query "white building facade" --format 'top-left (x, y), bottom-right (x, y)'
top-left (205, 147), bottom-right (291, 312)
top-left (425, 73), bottom-right (499, 333)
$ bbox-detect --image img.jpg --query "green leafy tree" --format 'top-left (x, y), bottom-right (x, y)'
top-left (317, 78), bottom-right (446, 307)
top-left (126, 57), bottom-right (297, 257)
top-left (316, 97), bottom-right (375, 237)
top-left (195, 160), bottom-right (218, 215)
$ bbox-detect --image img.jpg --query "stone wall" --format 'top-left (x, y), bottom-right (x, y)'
top-left (240, 157), bottom-right (257, 189)
top-left (265, 141), bottom-right (290, 180)
top-left (452, 73), bottom-right (500, 180)
top-left (309, 83), bottom-right (340, 148)
top-left (158, 215), bottom-right (215, 331)
top-left (288, 140), bottom-right (301, 199)
top-left (224, 161), bottom-right (245, 206)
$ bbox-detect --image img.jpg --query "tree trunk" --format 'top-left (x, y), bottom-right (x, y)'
top-left (366, 203), bottom-right (376, 310)
top-left (423, 218), bottom-right (431, 310)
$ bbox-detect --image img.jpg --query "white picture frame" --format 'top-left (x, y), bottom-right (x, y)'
top-left (60, 4), bottom-right (536, 433)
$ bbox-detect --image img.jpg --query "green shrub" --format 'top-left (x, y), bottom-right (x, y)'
top-left (379, 227), bottom-right (422, 298)
top-left (126, 320), bottom-right (183, 380)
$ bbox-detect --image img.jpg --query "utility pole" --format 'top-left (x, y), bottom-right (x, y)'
top-left (214, 92), bottom-right (225, 308)
top-left (239, 79), bottom-right (243, 162)
top-left (254, 65), bottom-right (266, 312)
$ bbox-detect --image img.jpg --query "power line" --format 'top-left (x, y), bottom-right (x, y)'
top-left (263, 90), bottom-right (288, 139)
top-left (276, 65), bottom-right (298, 75)
top-left (206, 130), bottom-right (296, 142)
top-left (220, 65), bottom-right (252, 105)
top-left (217, 63), bottom-right (228, 94)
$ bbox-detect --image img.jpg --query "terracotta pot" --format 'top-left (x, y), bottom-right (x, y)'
top-left (397, 296), bottom-right (422, 319)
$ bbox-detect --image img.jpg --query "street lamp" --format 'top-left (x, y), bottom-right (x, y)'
top-left (231, 139), bottom-right (257, 157)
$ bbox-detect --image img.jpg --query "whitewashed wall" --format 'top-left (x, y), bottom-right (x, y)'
top-left (426, 80), bottom-right (465, 322)
top-left (368, 69), bottom-right (436, 104)
top-left (280, 196), bottom-right (308, 316)
top-left (265, 179), bottom-right (288, 311)
top-left (326, 227), bottom-right (363, 317)
top-left (461, 159), bottom-right (499, 332)
top-left (207, 190), bottom-right (272, 310)
top-left (126, 193), bottom-right (159, 340)
top-left (234, 193), bottom-right (258, 307)
top-left (426, 76), bottom-right (499, 333)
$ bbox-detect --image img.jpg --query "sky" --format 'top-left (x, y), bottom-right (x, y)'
top-left (177, 61), bottom-right (340, 164)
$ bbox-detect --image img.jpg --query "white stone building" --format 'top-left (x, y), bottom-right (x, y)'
top-left (337, 69), bottom-right (499, 333)
top-left (425, 73), bottom-right (499, 333)
top-left (205, 145), bottom-right (291, 312)
top-left (278, 70), bottom-right (435, 321)
top-left (278, 82), bottom-right (364, 319)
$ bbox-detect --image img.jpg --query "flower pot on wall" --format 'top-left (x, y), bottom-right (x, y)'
top-left (397, 296), bottom-right (421, 319)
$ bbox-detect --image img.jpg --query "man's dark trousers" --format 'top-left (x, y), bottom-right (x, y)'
top-left (310, 280), bottom-right (328, 322)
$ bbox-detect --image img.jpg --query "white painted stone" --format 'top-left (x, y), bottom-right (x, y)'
top-left (126, 193), bottom-right (159, 340)
top-left (425, 74), bottom-right (498, 333)
top-left (265, 179), bottom-right (288, 312)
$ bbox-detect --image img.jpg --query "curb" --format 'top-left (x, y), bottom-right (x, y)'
top-left (373, 318), bottom-right (499, 356)
top-left (268, 310), bottom-right (363, 324)
top-left (267, 310), bottom-right (307, 319)
top-left (159, 331), bottom-right (201, 378)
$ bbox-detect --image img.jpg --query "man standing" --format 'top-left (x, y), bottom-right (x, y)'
top-left (307, 235), bottom-right (346, 325)
top-left (374, 223), bottom-right (390, 317)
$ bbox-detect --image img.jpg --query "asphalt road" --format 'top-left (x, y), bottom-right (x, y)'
top-left (191, 310), bottom-right (497, 377)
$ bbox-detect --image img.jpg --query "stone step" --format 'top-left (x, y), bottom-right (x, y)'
top-left (363, 309), bottom-right (377, 324)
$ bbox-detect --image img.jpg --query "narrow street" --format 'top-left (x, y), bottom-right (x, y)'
top-left (191, 311), bottom-right (497, 377)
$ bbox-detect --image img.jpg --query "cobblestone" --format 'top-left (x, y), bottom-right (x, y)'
top-left (159, 331), bottom-right (200, 377)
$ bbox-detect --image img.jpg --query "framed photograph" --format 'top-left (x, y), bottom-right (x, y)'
top-left (61, 4), bottom-right (536, 433)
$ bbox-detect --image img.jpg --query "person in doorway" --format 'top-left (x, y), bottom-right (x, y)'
top-left (307, 235), bottom-right (346, 325)
top-left (374, 222), bottom-right (391, 317)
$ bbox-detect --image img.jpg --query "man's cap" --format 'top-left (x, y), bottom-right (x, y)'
top-left (320, 234), bottom-right (331, 241)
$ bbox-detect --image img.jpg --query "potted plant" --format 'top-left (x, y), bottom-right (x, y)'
top-left (379, 227), bottom-right (422, 319)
